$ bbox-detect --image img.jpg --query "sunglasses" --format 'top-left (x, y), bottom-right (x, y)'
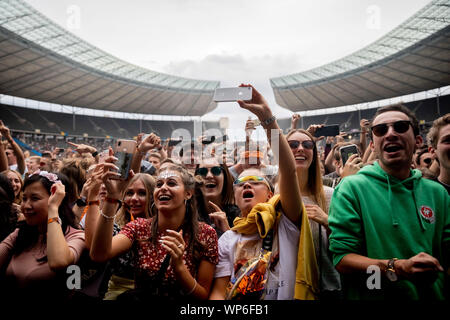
top-left (371, 120), bottom-right (412, 137)
top-left (423, 158), bottom-right (432, 165)
top-left (195, 166), bottom-right (222, 177)
top-left (233, 175), bottom-right (271, 190)
top-left (288, 140), bottom-right (315, 150)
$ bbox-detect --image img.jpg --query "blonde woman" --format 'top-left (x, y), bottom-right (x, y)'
top-left (84, 168), bottom-right (156, 300)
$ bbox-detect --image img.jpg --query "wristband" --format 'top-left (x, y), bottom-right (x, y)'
top-left (106, 197), bottom-right (122, 210)
top-left (48, 217), bottom-right (62, 225)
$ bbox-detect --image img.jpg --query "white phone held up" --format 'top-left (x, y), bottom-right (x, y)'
top-left (213, 87), bottom-right (252, 102)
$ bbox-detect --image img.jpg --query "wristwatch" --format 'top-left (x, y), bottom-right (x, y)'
top-left (386, 258), bottom-right (398, 282)
top-left (76, 196), bottom-right (87, 207)
top-left (261, 115), bottom-right (276, 127)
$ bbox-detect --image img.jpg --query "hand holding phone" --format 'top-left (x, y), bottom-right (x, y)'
top-left (112, 139), bottom-right (136, 180)
top-left (313, 125), bottom-right (340, 138)
top-left (340, 144), bottom-right (359, 166)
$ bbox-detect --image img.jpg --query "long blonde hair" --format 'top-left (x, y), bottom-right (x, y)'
top-left (115, 173), bottom-right (156, 228)
top-left (286, 129), bottom-right (327, 212)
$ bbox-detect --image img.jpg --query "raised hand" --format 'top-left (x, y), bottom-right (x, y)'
top-left (360, 119), bottom-right (370, 132)
top-left (67, 141), bottom-right (97, 155)
top-left (84, 164), bottom-right (104, 201)
top-left (291, 114), bottom-right (301, 129)
top-left (48, 182), bottom-right (66, 210)
top-left (306, 124), bottom-right (325, 142)
top-left (0, 120), bottom-right (12, 141)
top-left (340, 154), bottom-right (363, 178)
top-left (236, 84), bottom-right (272, 122)
top-left (138, 133), bottom-right (161, 154)
top-left (208, 201), bottom-right (230, 232)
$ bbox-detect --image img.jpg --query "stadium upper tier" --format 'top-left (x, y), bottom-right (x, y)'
top-left (270, 0), bottom-right (450, 112)
top-left (0, 0), bottom-right (220, 116)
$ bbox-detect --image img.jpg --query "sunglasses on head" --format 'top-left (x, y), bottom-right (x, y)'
top-left (233, 175), bottom-right (271, 190)
top-left (288, 140), bottom-right (315, 150)
top-left (195, 166), bottom-right (222, 177)
top-left (371, 120), bottom-right (412, 137)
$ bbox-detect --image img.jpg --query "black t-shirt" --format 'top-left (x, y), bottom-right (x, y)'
top-left (431, 177), bottom-right (450, 195)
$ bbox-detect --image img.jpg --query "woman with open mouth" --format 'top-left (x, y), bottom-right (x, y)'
top-left (89, 163), bottom-right (218, 301)
top-left (194, 157), bottom-right (240, 238)
top-left (209, 84), bottom-right (318, 301)
top-left (83, 164), bottom-right (156, 300)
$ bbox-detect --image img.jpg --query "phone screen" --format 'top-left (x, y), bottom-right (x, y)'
top-left (202, 136), bottom-right (215, 144)
top-left (168, 139), bottom-right (182, 147)
top-left (213, 87), bottom-right (252, 102)
top-left (114, 151), bottom-right (133, 180)
top-left (112, 140), bottom-right (136, 180)
top-left (340, 145), bottom-right (359, 165)
top-left (314, 125), bottom-right (340, 137)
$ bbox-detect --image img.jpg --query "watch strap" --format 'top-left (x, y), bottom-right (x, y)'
top-left (261, 115), bottom-right (276, 127)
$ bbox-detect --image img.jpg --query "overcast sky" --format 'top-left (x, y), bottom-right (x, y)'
top-left (24, 0), bottom-right (431, 135)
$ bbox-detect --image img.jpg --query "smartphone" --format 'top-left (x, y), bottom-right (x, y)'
top-left (168, 139), bottom-right (182, 147)
top-left (213, 87), bottom-right (252, 102)
top-left (112, 139), bottom-right (136, 180)
top-left (202, 136), bottom-right (215, 144)
top-left (314, 125), bottom-right (340, 137)
top-left (340, 144), bottom-right (359, 166)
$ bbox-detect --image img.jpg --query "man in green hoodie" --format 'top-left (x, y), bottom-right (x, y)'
top-left (328, 104), bottom-right (449, 300)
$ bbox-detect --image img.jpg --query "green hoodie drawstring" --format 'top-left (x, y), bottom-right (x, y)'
top-left (411, 178), bottom-right (426, 231)
top-left (386, 176), bottom-right (399, 227)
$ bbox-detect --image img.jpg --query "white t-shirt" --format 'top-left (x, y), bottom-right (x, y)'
top-left (215, 214), bottom-right (300, 300)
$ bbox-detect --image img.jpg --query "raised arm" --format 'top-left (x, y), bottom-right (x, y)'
top-left (290, 113), bottom-right (301, 131)
top-left (359, 119), bottom-right (370, 154)
top-left (46, 183), bottom-right (81, 270)
top-left (89, 162), bottom-right (132, 262)
top-left (0, 121), bottom-right (25, 174)
top-left (0, 139), bottom-right (8, 172)
top-left (81, 164), bottom-right (104, 249)
top-left (131, 133), bottom-right (161, 174)
top-left (237, 84), bottom-right (303, 225)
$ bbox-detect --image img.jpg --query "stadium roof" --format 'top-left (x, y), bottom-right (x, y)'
top-left (0, 0), bottom-right (220, 116)
top-left (270, 0), bottom-right (450, 112)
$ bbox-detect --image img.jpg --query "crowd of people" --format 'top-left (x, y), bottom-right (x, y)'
top-left (0, 84), bottom-right (448, 302)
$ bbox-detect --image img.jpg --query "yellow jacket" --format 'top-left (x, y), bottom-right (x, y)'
top-left (232, 194), bottom-right (319, 300)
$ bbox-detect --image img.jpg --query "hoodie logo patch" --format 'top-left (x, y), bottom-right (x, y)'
top-left (420, 206), bottom-right (435, 224)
